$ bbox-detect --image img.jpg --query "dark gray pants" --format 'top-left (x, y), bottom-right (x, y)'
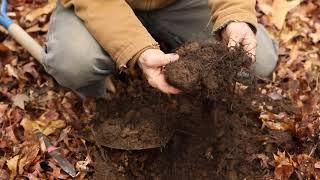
top-left (43, 0), bottom-right (278, 97)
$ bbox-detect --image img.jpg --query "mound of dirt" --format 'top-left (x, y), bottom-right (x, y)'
top-left (165, 42), bottom-right (252, 98)
top-left (79, 42), bottom-right (296, 179)
top-left (79, 79), bottom-right (179, 150)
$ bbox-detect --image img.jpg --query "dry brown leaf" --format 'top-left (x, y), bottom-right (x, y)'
top-left (40, 110), bottom-right (59, 121)
top-left (22, 62), bottom-right (39, 79)
top-left (273, 151), bottom-right (294, 179)
top-left (270, 0), bottom-right (303, 29)
top-left (5, 126), bottom-right (19, 144)
top-left (315, 161), bottom-right (320, 169)
top-left (0, 169), bottom-right (9, 180)
top-left (76, 154), bottom-right (92, 172)
top-left (20, 118), bottom-right (66, 136)
top-left (25, 0), bottom-right (56, 23)
top-left (18, 138), bottom-right (40, 175)
top-left (5, 64), bottom-right (19, 79)
top-left (260, 112), bottom-right (295, 131)
top-left (6, 155), bottom-right (19, 180)
top-left (11, 94), bottom-right (30, 109)
top-left (3, 39), bottom-right (17, 52)
top-left (26, 23), bottom-right (49, 33)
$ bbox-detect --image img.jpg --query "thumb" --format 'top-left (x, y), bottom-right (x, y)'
top-left (154, 53), bottom-right (179, 67)
top-left (164, 53), bottom-right (179, 65)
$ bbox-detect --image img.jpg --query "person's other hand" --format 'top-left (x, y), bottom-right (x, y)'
top-left (222, 22), bottom-right (256, 59)
top-left (138, 49), bottom-right (180, 94)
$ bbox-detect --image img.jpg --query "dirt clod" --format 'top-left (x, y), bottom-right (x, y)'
top-left (165, 42), bottom-right (252, 98)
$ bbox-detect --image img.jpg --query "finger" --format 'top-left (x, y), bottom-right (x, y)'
top-left (145, 53), bottom-right (179, 67)
top-left (156, 77), bottom-right (181, 94)
top-left (228, 34), bottom-right (243, 48)
top-left (148, 74), bottom-right (181, 94)
top-left (242, 34), bottom-right (257, 60)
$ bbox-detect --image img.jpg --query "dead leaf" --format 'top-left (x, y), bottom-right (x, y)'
top-left (11, 94), bottom-right (30, 109)
top-left (5, 64), bottom-right (19, 79)
top-left (18, 139), bottom-right (40, 175)
top-left (20, 118), bottom-right (66, 136)
top-left (5, 126), bottom-right (19, 144)
top-left (270, 0), bottom-right (303, 29)
top-left (3, 39), bottom-right (17, 52)
top-left (0, 169), bottom-right (9, 180)
top-left (57, 126), bottom-right (72, 142)
top-left (40, 110), bottom-right (59, 121)
top-left (76, 154), bottom-right (92, 172)
top-left (26, 23), bottom-right (49, 33)
top-left (6, 155), bottom-right (19, 180)
top-left (273, 151), bottom-right (294, 179)
top-left (315, 162), bottom-right (320, 169)
top-left (25, 0), bottom-right (56, 23)
top-left (249, 154), bottom-right (270, 168)
top-left (22, 62), bottom-right (39, 79)
top-left (268, 92), bottom-right (284, 101)
top-left (260, 112), bottom-right (295, 131)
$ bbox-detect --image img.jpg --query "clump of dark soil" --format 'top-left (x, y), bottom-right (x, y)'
top-left (165, 42), bottom-right (252, 98)
top-left (80, 42), bottom-right (296, 179)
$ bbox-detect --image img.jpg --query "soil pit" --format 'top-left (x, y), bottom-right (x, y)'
top-left (80, 42), bottom-right (296, 179)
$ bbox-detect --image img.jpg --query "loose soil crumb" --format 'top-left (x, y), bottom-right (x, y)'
top-left (79, 42), bottom-right (297, 179)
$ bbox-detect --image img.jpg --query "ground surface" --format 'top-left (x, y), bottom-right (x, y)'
top-left (0, 0), bottom-right (319, 179)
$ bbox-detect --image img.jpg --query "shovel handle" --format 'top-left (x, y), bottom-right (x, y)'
top-left (0, 0), bottom-right (44, 63)
top-left (8, 24), bottom-right (44, 63)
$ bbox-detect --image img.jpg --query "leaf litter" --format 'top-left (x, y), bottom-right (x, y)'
top-left (0, 0), bottom-right (318, 179)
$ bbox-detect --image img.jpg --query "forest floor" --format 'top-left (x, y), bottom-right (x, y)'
top-left (0, 0), bottom-right (319, 179)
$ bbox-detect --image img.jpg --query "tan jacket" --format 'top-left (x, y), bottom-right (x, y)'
top-left (60, 0), bottom-right (257, 69)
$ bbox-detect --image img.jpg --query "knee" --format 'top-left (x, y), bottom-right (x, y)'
top-left (43, 41), bottom-right (113, 90)
top-left (253, 24), bottom-right (279, 79)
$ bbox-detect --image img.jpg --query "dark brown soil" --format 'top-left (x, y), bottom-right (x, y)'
top-left (165, 42), bottom-right (252, 98)
top-left (79, 42), bottom-right (296, 179)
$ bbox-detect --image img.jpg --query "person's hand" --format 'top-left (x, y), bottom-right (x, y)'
top-left (138, 49), bottom-right (180, 94)
top-left (222, 22), bottom-right (256, 59)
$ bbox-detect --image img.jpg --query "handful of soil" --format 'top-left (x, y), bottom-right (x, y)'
top-left (165, 42), bottom-right (253, 98)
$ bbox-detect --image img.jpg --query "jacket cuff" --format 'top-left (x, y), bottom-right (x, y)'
top-left (212, 12), bottom-right (258, 33)
top-left (115, 40), bottom-right (158, 70)
top-left (127, 44), bottom-right (160, 69)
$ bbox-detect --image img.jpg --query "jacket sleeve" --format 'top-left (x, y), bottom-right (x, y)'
top-left (60, 0), bottom-right (158, 69)
top-left (208, 0), bottom-right (258, 32)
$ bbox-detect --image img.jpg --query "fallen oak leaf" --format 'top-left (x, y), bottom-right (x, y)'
top-left (11, 93), bottom-right (30, 110)
top-left (24, 0), bottom-right (56, 23)
top-left (5, 125), bottom-right (19, 144)
top-left (5, 64), bottom-right (19, 79)
top-left (39, 110), bottom-right (59, 121)
top-left (270, 0), bottom-right (303, 29)
top-left (260, 112), bottom-right (295, 131)
top-left (273, 151), bottom-right (294, 179)
top-left (0, 169), bottom-right (9, 180)
top-left (3, 38), bottom-right (18, 52)
top-left (26, 23), bottom-right (49, 33)
top-left (6, 155), bottom-right (19, 180)
top-left (76, 154), bottom-right (92, 172)
top-left (22, 62), bottom-right (39, 79)
top-left (18, 136), bottom-right (40, 175)
top-left (20, 117), bottom-right (66, 136)
top-left (315, 161), bottom-right (320, 169)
